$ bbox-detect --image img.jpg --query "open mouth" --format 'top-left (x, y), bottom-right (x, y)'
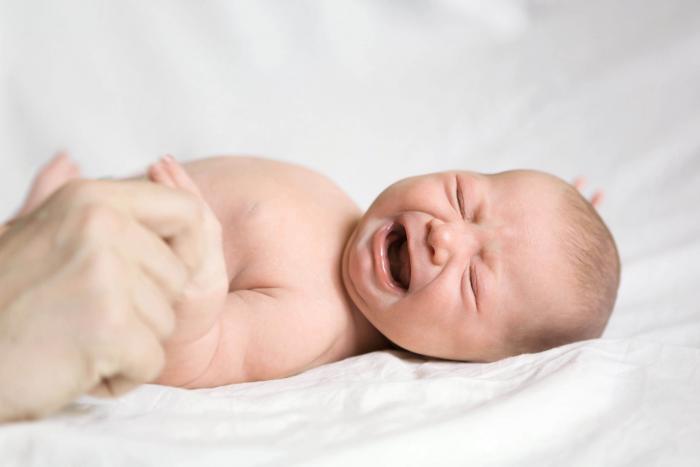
top-left (385, 223), bottom-right (411, 290)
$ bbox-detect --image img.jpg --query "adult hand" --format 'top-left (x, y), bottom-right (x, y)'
top-left (0, 178), bottom-right (209, 421)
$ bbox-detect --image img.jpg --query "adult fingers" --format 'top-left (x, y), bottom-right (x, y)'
top-left (88, 376), bottom-right (141, 398)
top-left (127, 268), bottom-right (176, 340)
top-left (88, 316), bottom-right (166, 398)
top-left (154, 156), bottom-right (224, 281)
top-left (54, 180), bottom-right (208, 271)
top-left (122, 220), bottom-right (188, 301)
top-left (47, 201), bottom-right (188, 302)
top-left (114, 318), bottom-right (166, 385)
top-left (55, 179), bottom-right (204, 239)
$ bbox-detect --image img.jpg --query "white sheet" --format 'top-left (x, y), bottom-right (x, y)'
top-left (1, 0), bottom-right (699, 465)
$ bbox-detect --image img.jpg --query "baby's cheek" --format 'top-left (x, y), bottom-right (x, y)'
top-left (409, 283), bottom-right (463, 323)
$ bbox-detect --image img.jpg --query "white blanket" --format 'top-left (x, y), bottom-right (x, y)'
top-left (1, 1), bottom-right (699, 465)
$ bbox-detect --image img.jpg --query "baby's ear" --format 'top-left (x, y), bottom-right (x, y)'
top-left (572, 177), bottom-right (604, 208)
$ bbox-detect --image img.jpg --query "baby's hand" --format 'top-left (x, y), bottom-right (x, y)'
top-left (18, 152), bottom-right (82, 217)
top-left (8, 152), bottom-right (81, 220)
top-left (148, 156), bottom-right (228, 347)
top-left (0, 153), bottom-right (81, 237)
top-left (572, 177), bottom-right (604, 208)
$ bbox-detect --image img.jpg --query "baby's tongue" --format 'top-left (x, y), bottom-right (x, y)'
top-left (398, 241), bottom-right (411, 289)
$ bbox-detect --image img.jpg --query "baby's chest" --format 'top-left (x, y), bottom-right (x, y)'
top-left (187, 159), bottom-right (363, 375)
top-left (215, 197), bottom-right (343, 291)
top-left (216, 206), bottom-right (356, 373)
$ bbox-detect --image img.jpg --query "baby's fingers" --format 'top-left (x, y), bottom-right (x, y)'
top-left (148, 160), bottom-right (176, 189)
top-left (161, 155), bottom-right (203, 197)
top-left (590, 191), bottom-right (604, 208)
top-left (571, 176), bottom-right (604, 208)
top-left (17, 152), bottom-right (81, 217)
top-left (148, 156), bottom-right (203, 199)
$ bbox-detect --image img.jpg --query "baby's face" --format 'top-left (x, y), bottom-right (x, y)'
top-left (342, 170), bottom-right (574, 361)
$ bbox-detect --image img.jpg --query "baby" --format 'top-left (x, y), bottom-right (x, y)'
top-left (15, 154), bottom-right (620, 388)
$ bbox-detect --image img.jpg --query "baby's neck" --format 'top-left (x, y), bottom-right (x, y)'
top-left (345, 300), bottom-right (393, 356)
top-left (337, 220), bottom-right (393, 357)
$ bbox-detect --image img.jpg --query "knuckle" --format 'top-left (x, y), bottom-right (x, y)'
top-left (80, 249), bottom-right (121, 294)
top-left (75, 204), bottom-right (123, 240)
top-left (90, 299), bottom-right (129, 339)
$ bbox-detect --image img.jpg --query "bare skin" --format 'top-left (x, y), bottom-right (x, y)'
top-left (0, 174), bottom-right (213, 420)
top-left (14, 154), bottom-right (605, 389)
top-left (343, 170), bottom-right (594, 361)
top-left (149, 156), bottom-right (390, 386)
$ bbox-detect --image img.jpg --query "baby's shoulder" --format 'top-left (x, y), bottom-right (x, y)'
top-left (186, 155), bottom-right (360, 291)
top-left (185, 155), bottom-right (344, 215)
top-left (186, 155), bottom-right (360, 225)
top-left (185, 156), bottom-right (346, 200)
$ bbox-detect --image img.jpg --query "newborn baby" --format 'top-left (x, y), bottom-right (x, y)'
top-left (19, 154), bottom-right (620, 387)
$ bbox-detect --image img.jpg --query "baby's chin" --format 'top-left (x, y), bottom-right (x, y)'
top-left (340, 222), bottom-right (372, 312)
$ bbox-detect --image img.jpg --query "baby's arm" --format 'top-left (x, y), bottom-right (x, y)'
top-left (149, 158), bottom-right (340, 388)
top-left (148, 157), bottom-right (337, 387)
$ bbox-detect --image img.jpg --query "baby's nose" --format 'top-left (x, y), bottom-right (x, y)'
top-left (427, 219), bottom-right (479, 265)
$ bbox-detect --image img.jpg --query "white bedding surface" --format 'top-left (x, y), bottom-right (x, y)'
top-left (1, 1), bottom-right (699, 465)
top-left (2, 340), bottom-right (700, 466)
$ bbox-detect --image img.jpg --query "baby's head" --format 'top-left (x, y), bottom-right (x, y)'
top-left (341, 170), bottom-right (620, 362)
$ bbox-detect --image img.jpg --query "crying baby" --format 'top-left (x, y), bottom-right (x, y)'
top-left (18, 154), bottom-right (620, 387)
